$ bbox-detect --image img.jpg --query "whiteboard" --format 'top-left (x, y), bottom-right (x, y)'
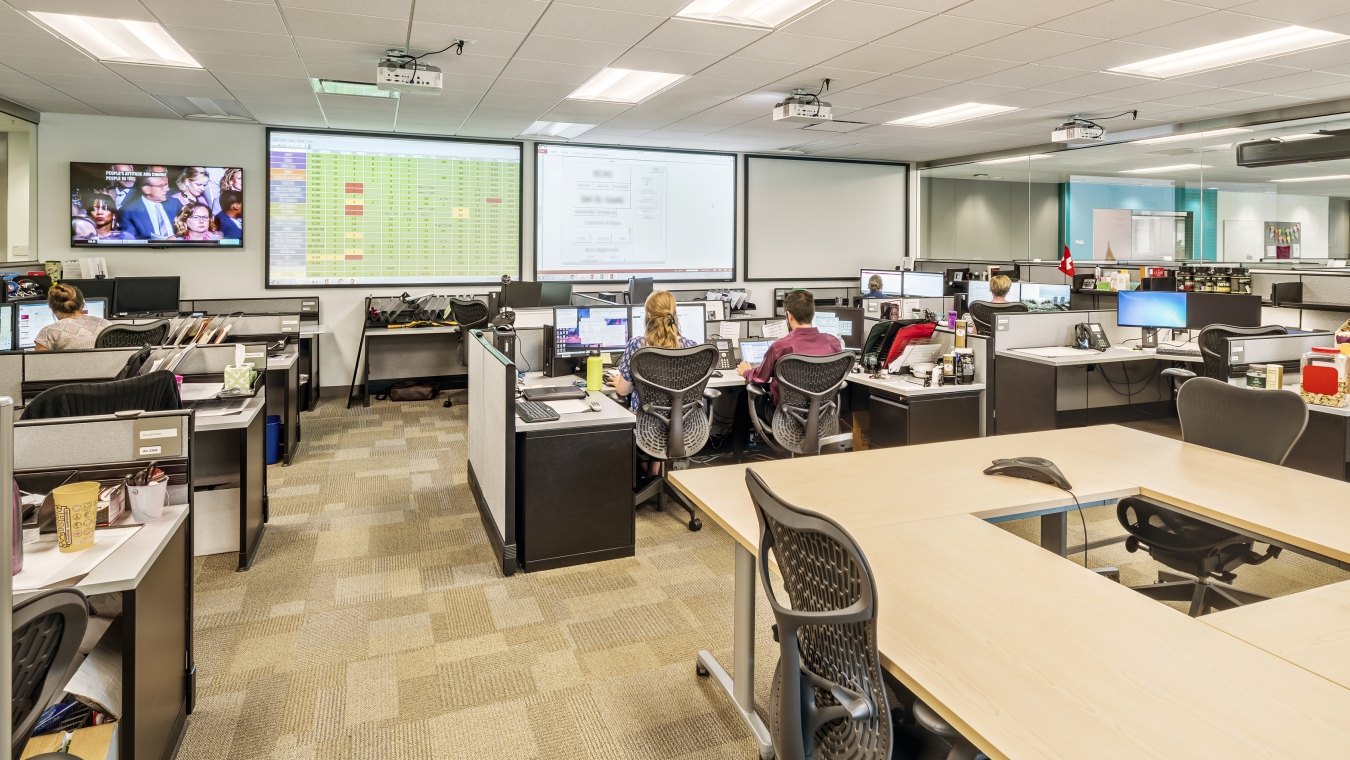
top-left (746, 157), bottom-right (907, 280)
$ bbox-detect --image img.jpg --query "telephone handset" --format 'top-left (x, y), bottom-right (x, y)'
top-left (1074, 322), bottom-right (1111, 352)
top-left (713, 339), bottom-right (735, 370)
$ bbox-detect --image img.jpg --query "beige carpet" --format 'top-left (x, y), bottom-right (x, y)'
top-left (178, 401), bottom-right (1348, 758)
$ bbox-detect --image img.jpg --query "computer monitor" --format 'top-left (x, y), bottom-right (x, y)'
top-left (552, 306), bottom-right (631, 357)
top-left (502, 280), bottom-right (543, 309)
top-left (61, 277), bottom-right (116, 304)
top-left (738, 339), bottom-right (774, 366)
top-left (814, 308), bottom-right (864, 350)
top-left (539, 281), bottom-right (573, 307)
top-left (859, 269), bottom-right (904, 298)
top-left (1117, 291), bottom-right (1188, 345)
top-left (1186, 292), bottom-right (1260, 329)
top-left (966, 280), bottom-right (1022, 304)
top-left (16, 298), bottom-right (108, 350)
top-left (630, 303), bottom-right (707, 345)
top-left (1019, 283), bottom-right (1071, 312)
top-left (0, 304), bottom-right (12, 352)
top-left (114, 276), bottom-right (179, 315)
top-left (628, 277), bottom-right (653, 305)
top-left (902, 271), bottom-right (946, 298)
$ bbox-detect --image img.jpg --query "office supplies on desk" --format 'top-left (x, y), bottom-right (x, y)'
top-left (888, 341), bottom-right (942, 373)
top-left (522, 385), bottom-right (587, 402)
top-left (983, 457), bottom-right (1072, 491)
top-left (515, 399), bottom-right (560, 423)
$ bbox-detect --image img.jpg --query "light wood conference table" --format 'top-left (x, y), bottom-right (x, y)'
top-left (669, 424), bottom-right (1350, 759)
top-left (1205, 578), bottom-right (1350, 691)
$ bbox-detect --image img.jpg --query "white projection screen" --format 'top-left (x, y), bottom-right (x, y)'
top-left (535, 144), bottom-right (735, 282)
top-left (746, 157), bottom-right (907, 280)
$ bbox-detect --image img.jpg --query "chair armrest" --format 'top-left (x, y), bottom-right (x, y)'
top-left (703, 388), bottom-right (722, 400)
top-left (746, 383), bottom-right (768, 398)
top-left (1161, 368), bottom-right (1196, 380)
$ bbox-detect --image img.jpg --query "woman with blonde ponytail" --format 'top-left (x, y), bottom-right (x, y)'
top-left (609, 290), bottom-right (699, 474)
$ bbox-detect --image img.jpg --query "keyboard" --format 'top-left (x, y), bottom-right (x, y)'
top-left (1155, 346), bottom-right (1202, 358)
top-left (515, 399), bottom-right (560, 423)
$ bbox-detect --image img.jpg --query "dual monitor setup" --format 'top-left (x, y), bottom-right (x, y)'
top-left (502, 277), bottom-right (654, 311)
top-left (1117, 290), bottom-right (1262, 346)
top-left (0, 298), bottom-right (108, 351)
top-left (0, 276), bottom-right (181, 352)
top-left (860, 268), bottom-right (1072, 312)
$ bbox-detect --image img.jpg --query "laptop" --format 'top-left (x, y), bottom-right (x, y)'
top-left (738, 340), bottom-right (774, 366)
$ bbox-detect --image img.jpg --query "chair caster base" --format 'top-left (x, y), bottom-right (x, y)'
top-left (696, 662), bottom-right (709, 677)
top-left (443, 399), bottom-right (453, 408)
top-left (688, 518), bottom-right (702, 531)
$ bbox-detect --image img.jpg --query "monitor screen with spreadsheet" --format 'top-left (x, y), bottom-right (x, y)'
top-left (814, 308), bottom-right (864, 350)
top-left (738, 340), bottom-right (774, 366)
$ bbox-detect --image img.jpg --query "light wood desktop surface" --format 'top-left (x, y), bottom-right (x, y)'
top-left (1205, 579), bottom-right (1350, 690)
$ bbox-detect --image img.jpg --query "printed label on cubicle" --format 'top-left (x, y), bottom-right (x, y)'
top-left (1231, 345), bottom-right (1244, 363)
top-left (995, 316), bottom-right (1010, 331)
top-left (131, 418), bottom-right (183, 460)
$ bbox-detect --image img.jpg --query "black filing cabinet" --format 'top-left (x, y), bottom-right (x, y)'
top-left (516, 423), bottom-right (636, 571)
top-left (868, 391), bottom-right (982, 448)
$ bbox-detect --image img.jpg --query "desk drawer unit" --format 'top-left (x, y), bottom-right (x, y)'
top-left (869, 392), bottom-right (981, 448)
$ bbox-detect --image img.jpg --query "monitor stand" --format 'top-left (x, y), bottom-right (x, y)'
top-left (1141, 327), bottom-right (1159, 348)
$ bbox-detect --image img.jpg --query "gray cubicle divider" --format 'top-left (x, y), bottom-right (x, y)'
top-left (1228, 331), bottom-right (1334, 367)
top-left (861, 296), bottom-right (953, 320)
top-left (511, 307), bottom-right (553, 330)
top-left (23, 349), bottom-right (133, 384)
top-left (516, 328), bottom-right (547, 373)
top-left (994, 309), bottom-right (1131, 350)
top-left (466, 329), bottom-right (518, 576)
top-left (14, 410), bottom-right (193, 474)
top-left (185, 296), bottom-right (318, 319)
top-left (0, 398), bottom-right (11, 758)
top-left (0, 355), bottom-right (22, 403)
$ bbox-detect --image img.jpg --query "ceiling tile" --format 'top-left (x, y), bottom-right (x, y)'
top-left (905, 81), bottom-right (1022, 103)
top-left (213, 72), bottom-right (315, 91)
top-left (1041, 71), bottom-right (1149, 95)
top-left (167, 27), bottom-right (296, 57)
top-left (412, 0), bottom-right (549, 32)
top-left (782, 1), bottom-right (931, 43)
top-left (970, 64), bottom-right (1083, 88)
top-left (898, 54), bottom-right (1021, 80)
top-left (408, 26), bottom-right (527, 60)
top-left (515, 35), bottom-right (628, 67)
top-left (844, 73), bottom-right (953, 98)
top-left (776, 65), bottom-right (888, 91)
top-left (541, 101), bottom-right (632, 121)
top-left (531, 5), bottom-right (665, 45)
top-left (6, 0), bottom-right (153, 19)
top-left (555, 0), bottom-right (688, 13)
top-left (278, 0), bottom-right (412, 19)
top-left (961, 28), bottom-right (1104, 63)
top-left (301, 60), bottom-right (373, 81)
top-left (484, 78), bottom-right (575, 99)
top-left (192, 53), bottom-right (309, 77)
top-left (1036, 40), bottom-right (1178, 70)
top-left (612, 46), bottom-right (720, 75)
top-left (1123, 11), bottom-right (1284, 48)
top-left (823, 43), bottom-right (944, 74)
top-left (1040, 0), bottom-right (1213, 38)
top-left (1241, 71), bottom-right (1350, 94)
top-left (876, 15), bottom-right (1023, 53)
top-left (1230, 0), bottom-right (1350, 24)
top-left (500, 58), bottom-right (600, 85)
top-left (1169, 62), bottom-right (1304, 87)
top-left (292, 37), bottom-right (395, 62)
top-left (946, 0), bottom-right (1106, 27)
top-left (142, 0), bottom-right (288, 35)
top-left (1094, 79), bottom-right (1214, 103)
top-left (228, 82), bottom-right (321, 104)
top-left (282, 9), bottom-right (407, 45)
top-left (698, 57), bottom-right (804, 85)
top-left (639, 19), bottom-right (769, 56)
top-left (737, 32), bottom-right (859, 66)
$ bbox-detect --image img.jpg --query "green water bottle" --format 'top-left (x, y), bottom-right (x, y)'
top-left (586, 348), bottom-right (603, 392)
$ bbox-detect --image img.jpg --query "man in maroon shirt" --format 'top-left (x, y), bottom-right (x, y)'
top-left (737, 290), bottom-right (844, 406)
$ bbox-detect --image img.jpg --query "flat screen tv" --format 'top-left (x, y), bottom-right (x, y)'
top-left (70, 163), bottom-right (243, 247)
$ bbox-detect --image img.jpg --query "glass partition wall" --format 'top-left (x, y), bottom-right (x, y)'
top-left (917, 113), bottom-right (1350, 270)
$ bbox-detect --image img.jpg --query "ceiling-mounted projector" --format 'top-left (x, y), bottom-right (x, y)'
top-left (1052, 118), bottom-right (1104, 144)
top-left (773, 89), bottom-right (832, 123)
top-left (377, 49), bottom-right (443, 93)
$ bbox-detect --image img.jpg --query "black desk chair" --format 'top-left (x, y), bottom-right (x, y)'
top-left (1118, 377), bottom-right (1308, 616)
top-left (94, 319), bottom-right (170, 349)
top-left (746, 469), bottom-right (979, 760)
top-left (967, 301), bottom-right (1028, 336)
top-left (12, 589), bottom-right (90, 760)
top-left (1163, 323), bottom-right (1288, 385)
top-left (21, 370), bottom-right (181, 420)
top-left (446, 299), bottom-right (490, 408)
top-left (631, 344), bottom-right (719, 531)
top-left (747, 353), bottom-right (853, 457)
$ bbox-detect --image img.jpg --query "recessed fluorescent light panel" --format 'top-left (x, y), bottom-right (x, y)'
top-left (312, 79), bottom-right (399, 99)
top-left (1271, 175), bottom-right (1350, 183)
top-left (1136, 128), bottom-right (1252, 145)
top-left (29, 12), bottom-right (200, 68)
top-left (520, 121), bottom-right (594, 140)
top-left (568, 68), bottom-right (686, 104)
top-left (887, 103), bottom-right (1019, 128)
top-left (1119, 164), bottom-right (1209, 174)
top-left (976, 154), bottom-right (1051, 165)
top-left (1108, 25), bottom-right (1350, 79)
top-left (675, 0), bottom-right (830, 29)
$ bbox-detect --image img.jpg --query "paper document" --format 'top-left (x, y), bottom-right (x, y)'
top-left (762, 320), bottom-right (789, 339)
top-left (194, 398), bottom-right (249, 416)
top-left (13, 526), bottom-right (140, 592)
top-left (545, 399), bottom-right (593, 415)
top-left (888, 342), bottom-right (943, 372)
top-left (1014, 346), bottom-right (1100, 358)
top-left (179, 382), bottom-right (224, 402)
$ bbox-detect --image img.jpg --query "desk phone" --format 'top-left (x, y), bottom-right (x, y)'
top-left (713, 339), bottom-right (735, 370)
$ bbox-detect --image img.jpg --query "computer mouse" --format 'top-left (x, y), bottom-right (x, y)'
top-left (711, 370), bottom-right (724, 377)
top-left (587, 398), bottom-right (602, 412)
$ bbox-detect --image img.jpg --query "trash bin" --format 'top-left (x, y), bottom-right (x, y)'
top-left (265, 415), bottom-right (282, 465)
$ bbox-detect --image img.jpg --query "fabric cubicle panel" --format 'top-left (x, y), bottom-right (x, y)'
top-left (0, 355), bottom-right (22, 401)
top-left (466, 329), bottom-right (517, 574)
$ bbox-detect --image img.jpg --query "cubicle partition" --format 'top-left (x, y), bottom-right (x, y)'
top-left (466, 329), bottom-right (518, 575)
top-left (12, 410), bottom-right (195, 760)
top-left (0, 398), bottom-right (10, 758)
top-left (183, 296), bottom-right (321, 410)
top-left (20, 343), bottom-right (267, 400)
top-left (0, 353), bottom-right (21, 403)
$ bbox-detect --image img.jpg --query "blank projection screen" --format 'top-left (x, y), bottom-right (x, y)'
top-left (268, 130), bottom-right (521, 286)
top-left (746, 157), bottom-right (906, 280)
top-left (535, 144), bottom-right (735, 282)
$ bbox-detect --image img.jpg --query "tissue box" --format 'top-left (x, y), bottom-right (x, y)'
top-left (223, 365), bottom-right (254, 392)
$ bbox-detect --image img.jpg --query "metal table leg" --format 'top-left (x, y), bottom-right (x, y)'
top-left (1041, 512), bottom-right (1067, 557)
top-left (696, 543), bottom-right (774, 760)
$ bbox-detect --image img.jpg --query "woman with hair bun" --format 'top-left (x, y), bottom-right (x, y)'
top-left (608, 290), bottom-right (698, 475)
top-left (33, 282), bottom-right (112, 351)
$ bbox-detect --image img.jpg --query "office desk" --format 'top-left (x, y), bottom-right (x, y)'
top-left (1226, 373), bottom-right (1350, 481)
top-left (349, 324), bottom-right (462, 408)
top-left (847, 373), bottom-right (984, 446)
top-left (995, 346), bottom-right (1199, 433)
top-left (1205, 579), bottom-right (1350, 690)
top-left (14, 506), bottom-right (193, 760)
top-left (266, 350), bottom-right (301, 465)
top-left (298, 324), bottom-right (325, 411)
top-left (669, 425), bottom-right (1350, 759)
top-left (193, 395), bottom-right (268, 569)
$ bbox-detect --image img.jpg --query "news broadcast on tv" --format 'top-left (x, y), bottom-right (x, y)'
top-left (69, 163), bottom-right (243, 247)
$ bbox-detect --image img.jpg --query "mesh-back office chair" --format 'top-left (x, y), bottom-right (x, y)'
top-left (967, 301), bottom-right (1028, 336)
top-left (1118, 377), bottom-right (1308, 616)
top-left (630, 344), bottom-right (719, 531)
top-left (747, 353), bottom-right (854, 456)
top-left (12, 589), bottom-right (90, 760)
top-left (446, 299), bottom-right (490, 408)
top-left (746, 470), bottom-right (980, 760)
top-left (93, 319), bottom-right (170, 349)
top-left (1162, 324), bottom-right (1289, 385)
top-left (21, 370), bottom-right (181, 420)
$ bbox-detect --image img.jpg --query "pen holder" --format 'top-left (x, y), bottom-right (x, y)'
top-left (127, 480), bottom-right (168, 522)
top-left (223, 365), bottom-right (254, 393)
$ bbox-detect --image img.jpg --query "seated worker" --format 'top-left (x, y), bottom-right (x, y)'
top-left (863, 274), bottom-right (886, 299)
top-left (966, 273), bottom-right (1026, 336)
top-left (34, 282), bottom-right (113, 351)
top-left (987, 274), bottom-right (1013, 303)
top-left (737, 289), bottom-right (843, 408)
top-left (608, 290), bottom-right (698, 475)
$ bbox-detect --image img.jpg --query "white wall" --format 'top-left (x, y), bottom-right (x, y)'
top-left (36, 113), bottom-right (877, 390)
top-left (1216, 190), bottom-right (1329, 261)
top-left (6, 131), bottom-right (29, 261)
